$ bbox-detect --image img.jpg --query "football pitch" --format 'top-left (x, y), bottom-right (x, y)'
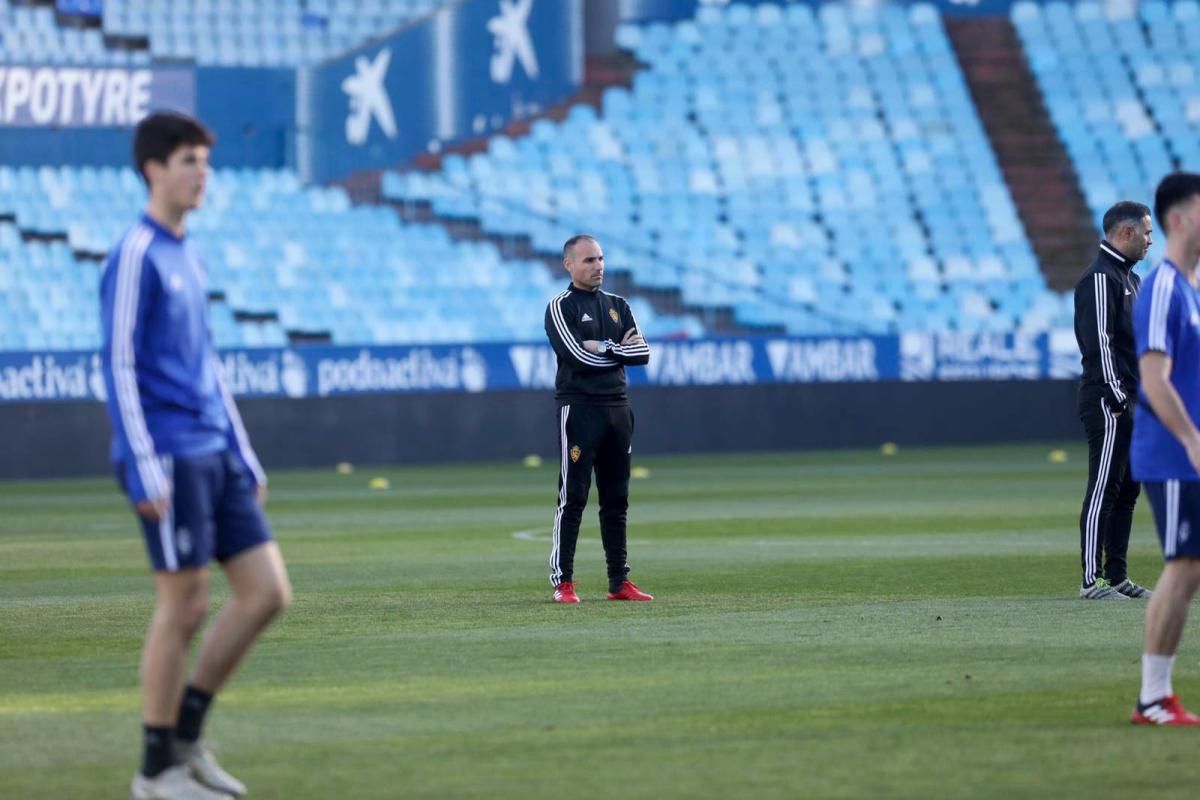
top-left (1, 443), bottom-right (1196, 799)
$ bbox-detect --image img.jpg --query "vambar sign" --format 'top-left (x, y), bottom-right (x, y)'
top-left (645, 340), bottom-right (756, 386)
top-left (765, 339), bottom-right (880, 382)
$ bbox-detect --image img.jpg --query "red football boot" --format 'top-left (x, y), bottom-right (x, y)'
top-left (607, 581), bottom-right (653, 601)
top-left (553, 581), bottom-right (580, 604)
top-left (1132, 695), bottom-right (1200, 726)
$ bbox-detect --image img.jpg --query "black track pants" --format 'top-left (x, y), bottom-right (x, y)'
top-left (1078, 390), bottom-right (1139, 586)
top-left (549, 403), bottom-right (633, 591)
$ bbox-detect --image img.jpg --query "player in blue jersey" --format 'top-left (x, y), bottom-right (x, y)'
top-left (1129, 172), bottom-right (1200, 726)
top-left (100, 112), bottom-right (292, 798)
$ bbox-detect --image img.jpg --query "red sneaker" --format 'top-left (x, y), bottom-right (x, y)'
top-left (553, 581), bottom-right (580, 604)
top-left (1132, 695), bottom-right (1200, 726)
top-left (607, 581), bottom-right (653, 601)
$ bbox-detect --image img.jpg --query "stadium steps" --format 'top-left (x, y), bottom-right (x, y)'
top-left (947, 17), bottom-right (1096, 291)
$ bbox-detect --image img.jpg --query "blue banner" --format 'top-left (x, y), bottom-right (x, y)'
top-left (0, 67), bottom-right (293, 168)
top-left (0, 65), bottom-right (194, 128)
top-left (300, 0), bottom-right (584, 183)
top-left (0, 331), bottom-right (1081, 404)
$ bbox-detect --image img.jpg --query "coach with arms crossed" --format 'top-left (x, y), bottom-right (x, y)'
top-left (543, 235), bottom-right (654, 604)
top-left (1074, 201), bottom-right (1155, 600)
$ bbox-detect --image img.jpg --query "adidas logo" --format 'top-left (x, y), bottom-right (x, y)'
top-left (581, 313), bottom-right (593, 322)
top-left (1143, 704), bottom-right (1174, 723)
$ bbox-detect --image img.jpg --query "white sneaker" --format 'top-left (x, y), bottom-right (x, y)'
top-left (1112, 578), bottom-right (1153, 598)
top-left (1079, 578), bottom-right (1129, 599)
top-left (178, 741), bottom-right (247, 797)
top-left (130, 765), bottom-right (232, 800)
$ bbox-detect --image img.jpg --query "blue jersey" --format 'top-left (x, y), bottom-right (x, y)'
top-left (1131, 260), bottom-right (1200, 481)
top-left (99, 213), bottom-right (265, 503)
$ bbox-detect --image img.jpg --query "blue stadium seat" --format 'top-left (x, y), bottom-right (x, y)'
top-left (0, 0), bottom-right (459, 66)
top-left (2, 161), bottom-right (666, 350)
top-left (1012, 0), bottom-right (1200, 272)
top-left (380, 2), bottom-right (1043, 334)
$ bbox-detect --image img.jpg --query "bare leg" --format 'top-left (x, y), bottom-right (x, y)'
top-left (1145, 558), bottom-right (1200, 655)
top-left (142, 569), bottom-right (211, 725)
top-left (188, 542), bottom-right (291, 693)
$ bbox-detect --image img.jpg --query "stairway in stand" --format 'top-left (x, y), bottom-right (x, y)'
top-left (947, 17), bottom-right (1097, 292)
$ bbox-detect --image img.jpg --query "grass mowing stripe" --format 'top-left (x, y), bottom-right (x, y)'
top-left (0, 444), bottom-right (1193, 799)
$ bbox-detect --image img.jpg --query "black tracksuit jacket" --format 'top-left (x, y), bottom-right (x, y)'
top-left (1073, 241), bottom-right (1140, 413)
top-left (544, 284), bottom-right (650, 405)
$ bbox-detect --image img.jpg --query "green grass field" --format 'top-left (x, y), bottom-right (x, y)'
top-left (2, 443), bottom-right (1197, 799)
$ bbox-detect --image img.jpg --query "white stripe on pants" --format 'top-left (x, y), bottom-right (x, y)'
top-left (549, 405), bottom-right (570, 586)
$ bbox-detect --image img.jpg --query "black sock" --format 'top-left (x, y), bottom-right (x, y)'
top-left (142, 725), bottom-right (175, 778)
top-left (175, 685), bottom-right (214, 744)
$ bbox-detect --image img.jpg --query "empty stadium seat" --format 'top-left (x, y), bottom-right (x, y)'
top-left (0, 0), bottom-right (455, 67)
top-left (0, 162), bottom-right (701, 351)
top-left (385, 2), bottom-right (1045, 335)
top-left (1014, 0), bottom-right (1198, 273)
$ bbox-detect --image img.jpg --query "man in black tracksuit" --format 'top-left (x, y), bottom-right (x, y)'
top-left (1074, 201), bottom-right (1154, 599)
top-left (544, 234), bottom-right (653, 603)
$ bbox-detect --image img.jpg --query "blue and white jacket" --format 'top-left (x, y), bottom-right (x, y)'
top-left (99, 213), bottom-right (265, 503)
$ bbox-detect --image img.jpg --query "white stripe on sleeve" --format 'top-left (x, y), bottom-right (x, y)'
top-left (1149, 268), bottom-right (1175, 353)
top-left (550, 293), bottom-right (616, 367)
top-left (112, 226), bottom-right (166, 499)
top-left (1093, 274), bottom-right (1125, 403)
top-left (609, 342), bottom-right (650, 357)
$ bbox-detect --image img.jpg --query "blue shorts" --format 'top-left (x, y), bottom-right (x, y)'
top-left (1143, 480), bottom-right (1200, 560)
top-left (117, 449), bottom-right (272, 572)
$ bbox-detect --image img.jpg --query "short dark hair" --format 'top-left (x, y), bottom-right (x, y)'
top-left (133, 111), bottom-right (214, 184)
top-left (1154, 172), bottom-right (1200, 236)
top-left (1102, 201), bottom-right (1151, 237)
top-left (563, 234), bottom-right (597, 259)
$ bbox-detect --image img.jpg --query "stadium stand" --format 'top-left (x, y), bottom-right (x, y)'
top-left (3, 0), bottom-right (1106, 351)
top-left (0, 163), bottom-right (702, 349)
top-left (0, 0), bottom-right (143, 65)
top-left (0, 0), bottom-right (448, 67)
top-left (1012, 0), bottom-right (1198, 273)
top-left (385, 1), bottom-right (1070, 336)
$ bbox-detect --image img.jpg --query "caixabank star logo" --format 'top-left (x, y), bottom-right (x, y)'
top-left (487, 0), bottom-right (539, 84)
top-left (342, 48), bottom-right (398, 145)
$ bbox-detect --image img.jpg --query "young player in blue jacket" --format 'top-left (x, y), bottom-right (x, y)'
top-left (100, 112), bottom-right (292, 799)
top-left (1130, 172), bottom-right (1200, 726)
